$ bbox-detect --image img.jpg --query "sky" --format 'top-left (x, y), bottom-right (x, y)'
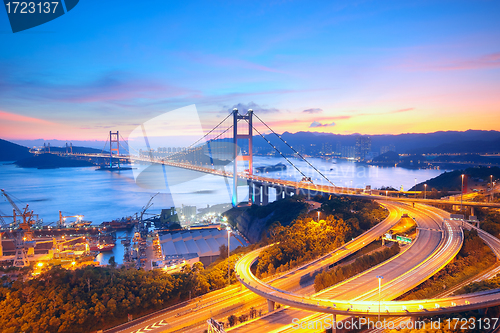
top-left (0, 0), bottom-right (499, 144)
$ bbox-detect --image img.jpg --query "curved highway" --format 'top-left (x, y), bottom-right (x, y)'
top-left (234, 204), bottom-right (500, 326)
top-left (235, 204), bottom-right (464, 318)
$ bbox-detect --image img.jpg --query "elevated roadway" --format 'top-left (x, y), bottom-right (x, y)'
top-left (106, 202), bottom-right (407, 333)
top-left (232, 204), bottom-right (463, 332)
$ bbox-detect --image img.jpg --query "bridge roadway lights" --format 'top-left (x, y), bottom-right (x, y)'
top-left (267, 299), bottom-right (275, 313)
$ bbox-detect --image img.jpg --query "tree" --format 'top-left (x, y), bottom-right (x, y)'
top-left (108, 256), bottom-right (116, 268)
top-left (228, 314), bottom-right (237, 327)
top-left (219, 244), bottom-right (228, 259)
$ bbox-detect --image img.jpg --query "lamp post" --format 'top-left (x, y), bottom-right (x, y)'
top-left (377, 275), bottom-right (384, 322)
top-left (424, 184), bottom-right (427, 200)
top-left (460, 174), bottom-right (465, 214)
top-left (227, 226), bottom-right (231, 286)
top-left (491, 175), bottom-right (494, 202)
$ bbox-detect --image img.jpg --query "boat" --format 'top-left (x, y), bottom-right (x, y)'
top-left (101, 216), bottom-right (138, 230)
top-left (90, 243), bottom-right (115, 252)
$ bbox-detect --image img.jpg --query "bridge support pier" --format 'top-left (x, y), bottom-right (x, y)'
top-left (267, 299), bottom-right (275, 313)
top-left (248, 182), bottom-right (254, 205)
top-left (275, 186), bottom-right (284, 200)
top-left (331, 314), bottom-right (337, 333)
top-left (254, 184), bottom-right (261, 205)
top-left (262, 185), bottom-right (269, 205)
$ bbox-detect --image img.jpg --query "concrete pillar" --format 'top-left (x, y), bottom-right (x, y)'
top-left (262, 185), bottom-right (269, 205)
top-left (255, 184), bottom-right (261, 205)
top-left (470, 206), bottom-right (475, 217)
top-left (275, 186), bottom-right (284, 200)
top-left (248, 182), bottom-right (253, 205)
top-left (332, 314), bottom-right (337, 333)
top-left (267, 299), bottom-right (275, 313)
top-left (382, 237), bottom-right (385, 246)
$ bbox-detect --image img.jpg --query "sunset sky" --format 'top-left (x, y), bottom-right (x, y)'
top-left (1, 0), bottom-right (499, 143)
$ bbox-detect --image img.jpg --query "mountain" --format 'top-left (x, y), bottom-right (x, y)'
top-left (0, 139), bottom-right (32, 161)
top-left (408, 138), bottom-right (500, 154)
top-left (14, 154), bottom-right (95, 169)
top-left (249, 130), bottom-right (500, 155)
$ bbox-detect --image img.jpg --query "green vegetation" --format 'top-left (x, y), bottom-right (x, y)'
top-left (398, 230), bottom-right (496, 301)
top-left (226, 196), bottom-right (309, 243)
top-left (456, 274), bottom-right (500, 295)
top-left (413, 166), bottom-right (500, 191)
top-left (0, 197), bottom-right (388, 332)
top-left (315, 243), bottom-right (400, 292)
top-left (255, 197), bottom-right (388, 278)
top-left (473, 208), bottom-right (500, 238)
top-left (0, 255), bottom-right (244, 333)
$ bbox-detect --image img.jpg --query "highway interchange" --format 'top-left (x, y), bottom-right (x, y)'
top-left (103, 199), bottom-right (500, 333)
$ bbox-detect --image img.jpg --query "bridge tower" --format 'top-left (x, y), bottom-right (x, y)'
top-left (109, 131), bottom-right (120, 169)
top-left (232, 108), bottom-right (253, 207)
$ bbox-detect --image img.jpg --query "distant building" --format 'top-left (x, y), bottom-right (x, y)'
top-left (341, 145), bottom-right (356, 158)
top-left (321, 142), bottom-right (332, 155)
top-left (380, 144), bottom-right (396, 155)
top-left (355, 136), bottom-right (371, 160)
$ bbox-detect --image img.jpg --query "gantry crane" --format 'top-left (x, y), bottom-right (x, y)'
top-left (58, 211), bottom-right (84, 228)
top-left (1, 189), bottom-right (37, 267)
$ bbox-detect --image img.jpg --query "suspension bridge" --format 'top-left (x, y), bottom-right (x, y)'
top-left (62, 109), bottom-right (500, 209)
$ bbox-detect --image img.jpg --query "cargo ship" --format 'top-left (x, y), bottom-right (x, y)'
top-left (90, 243), bottom-right (115, 252)
top-left (89, 243), bottom-right (115, 252)
top-left (100, 216), bottom-right (138, 230)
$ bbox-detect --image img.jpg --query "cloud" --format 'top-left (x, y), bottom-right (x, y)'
top-left (309, 121), bottom-right (336, 128)
top-left (224, 101), bottom-right (280, 114)
top-left (399, 52), bottom-right (500, 72)
top-left (303, 108), bottom-right (323, 114)
top-left (0, 70), bottom-right (198, 105)
top-left (389, 107), bottom-right (414, 114)
top-left (0, 110), bottom-right (56, 125)
top-left (179, 52), bottom-right (283, 73)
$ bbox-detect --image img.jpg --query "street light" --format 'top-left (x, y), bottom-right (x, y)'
top-left (424, 184), bottom-right (427, 200)
top-left (227, 226), bottom-right (231, 287)
top-left (491, 175), bottom-right (494, 202)
top-left (377, 275), bottom-right (384, 322)
top-left (461, 174), bottom-right (465, 214)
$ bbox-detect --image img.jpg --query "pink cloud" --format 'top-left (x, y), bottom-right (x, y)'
top-left (0, 110), bottom-right (56, 125)
top-left (398, 52), bottom-right (500, 72)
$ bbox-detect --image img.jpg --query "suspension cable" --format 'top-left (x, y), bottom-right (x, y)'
top-left (253, 113), bottom-right (336, 187)
top-left (166, 113), bottom-right (233, 160)
top-left (248, 120), bottom-right (310, 181)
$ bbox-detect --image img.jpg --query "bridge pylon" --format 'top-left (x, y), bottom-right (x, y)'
top-left (232, 108), bottom-right (253, 206)
top-left (109, 131), bottom-right (120, 169)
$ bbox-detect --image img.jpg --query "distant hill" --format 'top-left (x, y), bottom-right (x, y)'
top-left (15, 154), bottom-right (96, 169)
top-left (408, 138), bottom-right (500, 154)
top-left (0, 139), bottom-right (32, 161)
top-left (47, 146), bottom-right (108, 154)
top-left (246, 129), bottom-right (500, 155)
top-left (411, 166), bottom-right (500, 191)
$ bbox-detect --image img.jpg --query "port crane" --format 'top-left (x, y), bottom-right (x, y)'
top-left (58, 211), bottom-right (84, 228)
top-left (1, 189), bottom-right (37, 267)
top-left (139, 192), bottom-right (159, 221)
